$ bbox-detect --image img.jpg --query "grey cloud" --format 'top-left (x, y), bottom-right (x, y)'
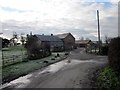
top-left (1, 2), bottom-right (118, 41)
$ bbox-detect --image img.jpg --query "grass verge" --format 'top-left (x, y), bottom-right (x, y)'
top-left (2, 46), bottom-right (26, 51)
top-left (2, 52), bottom-right (68, 84)
top-left (95, 66), bottom-right (120, 89)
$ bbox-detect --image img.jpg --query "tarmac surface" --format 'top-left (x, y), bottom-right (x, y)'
top-left (1, 48), bottom-right (108, 89)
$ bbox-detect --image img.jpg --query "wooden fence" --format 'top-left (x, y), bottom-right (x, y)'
top-left (2, 50), bottom-right (27, 67)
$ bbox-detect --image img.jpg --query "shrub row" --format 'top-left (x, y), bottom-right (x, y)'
top-left (100, 45), bottom-right (108, 55)
top-left (108, 37), bottom-right (120, 74)
top-left (96, 66), bottom-right (120, 89)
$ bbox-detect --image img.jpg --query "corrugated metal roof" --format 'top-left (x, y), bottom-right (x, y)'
top-left (35, 35), bottom-right (62, 42)
top-left (35, 35), bottom-right (63, 46)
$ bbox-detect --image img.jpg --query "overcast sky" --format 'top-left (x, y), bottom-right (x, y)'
top-left (0, 0), bottom-right (119, 41)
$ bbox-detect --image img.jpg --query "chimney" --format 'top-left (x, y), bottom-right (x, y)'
top-left (51, 34), bottom-right (53, 36)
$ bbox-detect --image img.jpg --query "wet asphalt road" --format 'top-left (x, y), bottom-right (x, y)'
top-left (2, 48), bottom-right (108, 89)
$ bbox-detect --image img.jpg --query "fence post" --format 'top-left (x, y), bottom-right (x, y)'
top-left (13, 55), bottom-right (14, 63)
top-left (2, 51), bottom-right (4, 66)
top-left (21, 49), bottom-right (23, 61)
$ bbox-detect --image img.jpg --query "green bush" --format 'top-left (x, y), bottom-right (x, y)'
top-left (108, 37), bottom-right (120, 74)
top-left (96, 66), bottom-right (120, 89)
top-left (25, 35), bottom-right (51, 60)
top-left (57, 53), bottom-right (60, 57)
top-left (100, 45), bottom-right (108, 55)
top-left (65, 52), bottom-right (69, 55)
top-left (51, 58), bottom-right (55, 60)
top-left (44, 60), bottom-right (49, 63)
top-left (55, 56), bottom-right (57, 58)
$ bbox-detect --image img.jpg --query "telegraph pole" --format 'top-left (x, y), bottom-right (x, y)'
top-left (97, 10), bottom-right (101, 54)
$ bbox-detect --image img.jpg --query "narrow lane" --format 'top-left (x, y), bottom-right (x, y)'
top-left (1, 48), bottom-right (108, 88)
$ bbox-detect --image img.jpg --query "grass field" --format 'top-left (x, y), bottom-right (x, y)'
top-left (2, 46), bottom-right (26, 57)
top-left (0, 51), bottom-right (2, 84)
top-left (0, 51), bottom-right (2, 67)
top-left (2, 46), bottom-right (26, 51)
top-left (1, 46), bottom-right (68, 83)
top-left (2, 46), bottom-right (27, 67)
top-left (2, 52), bottom-right (67, 83)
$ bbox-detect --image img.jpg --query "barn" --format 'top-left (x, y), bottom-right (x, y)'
top-left (55, 33), bottom-right (75, 50)
top-left (35, 34), bottom-right (64, 51)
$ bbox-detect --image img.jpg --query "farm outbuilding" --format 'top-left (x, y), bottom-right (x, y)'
top-left (55, 33), bottom-right (75, 50)
top-left (75, 40), bottom-right (92, 48)
top-left (25, 33), bottom-right (75, 59)
top-left (35, 34), bottom-right (64, 52)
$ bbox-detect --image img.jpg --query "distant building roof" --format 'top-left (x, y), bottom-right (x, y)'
top-left (75, 40), bottom-right (91, 44)
top-left (35, 35), bottom-right (62, 42)
top-left (55, 33), bottom-right (71, 39)
top-left (92, 41), bottom-right (99, 44)
top-left (35, 35), bottom-right (63, 46)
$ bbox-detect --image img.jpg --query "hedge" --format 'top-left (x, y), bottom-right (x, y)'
top-left (108, 37), bottom-right (120, 74)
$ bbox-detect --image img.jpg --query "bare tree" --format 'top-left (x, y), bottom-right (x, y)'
top-left (104, 35), bottom-right (111, 44)
top-left (20, 33), bottom-right (25, 45)
top-left (11, 32), bottom-right (18, 46)
top-left (25, 35), bottom-right (51, 60)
